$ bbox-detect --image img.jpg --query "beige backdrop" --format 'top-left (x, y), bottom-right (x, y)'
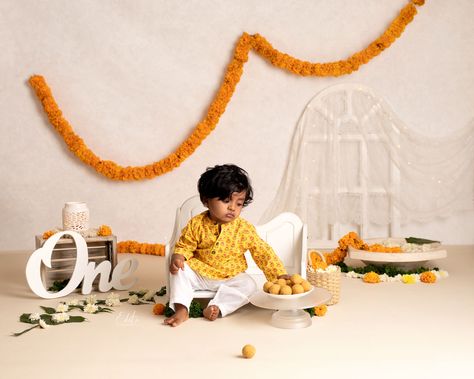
top-left (1, 0), bottom-right (473, 250)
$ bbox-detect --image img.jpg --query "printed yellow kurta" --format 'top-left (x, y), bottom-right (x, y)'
top-left (174, 211), bottom-right (287, 281)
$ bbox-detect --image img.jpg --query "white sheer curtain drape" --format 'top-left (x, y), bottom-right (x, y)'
top-left (261, 84), bottom-right (474, 244)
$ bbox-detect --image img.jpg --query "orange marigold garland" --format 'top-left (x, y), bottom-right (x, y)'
top-left (420, 271), bottom-right (437, 284)
top-left (117, 240), bottom-right (165, 256)
top-left (28, 1), bottom-right (424, 181)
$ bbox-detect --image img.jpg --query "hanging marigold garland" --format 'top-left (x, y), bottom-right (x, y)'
top-left (29, 0), bottom-right (424, 182)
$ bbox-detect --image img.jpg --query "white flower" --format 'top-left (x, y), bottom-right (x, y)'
top-left (128, 295), bottom-right (139, 305)
top-left (52, 312), bottom-right (70, 323)
top-left (438, 270), bottom-right (449, 278)
top-left (86, 294), bottom-right (97, 305)
top-left (67, 298), bottom-right (80, 306)
top-left (83, 303), bottom-right (99, 314)
top-left (56, 303), bottom-right (69, 313)
top-left (105, 292), bottom-right (121, 307)
top-left (379, 274), bottom-right (389, 282)
top-left (345, 271), bottom-right (363, 279)
top-left (143, 290), bottom-right (156, 301)
top-left (29, 313), bottom-right (41, 321)
top-left (39, 319), bottom-right (49, 329)
top-left (389, 274), bottom-right (402, 282)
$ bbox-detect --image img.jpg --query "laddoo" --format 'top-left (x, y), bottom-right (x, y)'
top-left (242, 344), bottom-right (256, 359)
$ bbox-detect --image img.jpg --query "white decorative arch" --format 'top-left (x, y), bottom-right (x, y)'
top-left (261, 83), bottom-right (474, 246)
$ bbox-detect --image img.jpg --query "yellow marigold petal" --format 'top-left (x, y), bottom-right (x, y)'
top-left (363, 271), bottom-right (381, 284)
top-left (314, 304), bottom-right (327, 317)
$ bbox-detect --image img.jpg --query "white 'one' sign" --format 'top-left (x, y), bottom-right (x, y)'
top-left (26, 231), bottom-right (138, 298)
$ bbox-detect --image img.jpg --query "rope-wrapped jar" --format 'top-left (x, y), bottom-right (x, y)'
top-left (62, 202), bottom-right (89, 232)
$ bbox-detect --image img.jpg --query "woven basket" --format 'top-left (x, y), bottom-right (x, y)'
top-left (306, 250), bottom-right (341, 305)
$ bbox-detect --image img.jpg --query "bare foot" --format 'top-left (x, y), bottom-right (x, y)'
top-left (203, 305), bottom-right (220, 321)
top-left (164, 304), bottom-right (189, 327)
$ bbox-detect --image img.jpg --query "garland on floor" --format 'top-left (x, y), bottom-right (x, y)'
top-left (29, 0), bottom-right (424, 181)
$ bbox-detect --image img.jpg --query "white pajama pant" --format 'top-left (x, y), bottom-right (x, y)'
top-left (169, 263), bottom-right (258, 317)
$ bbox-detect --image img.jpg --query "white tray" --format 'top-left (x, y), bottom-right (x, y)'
top-left (348, 238), bottom-right (447, 268)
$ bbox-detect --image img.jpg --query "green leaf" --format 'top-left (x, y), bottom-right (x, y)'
top-left (20, 313), bottom-right (38, 324)
top-left (189, 300), bottom-right (203, 318)
top-left (336, 262), bottom-right (440, 277)
top-left (97, 307), bottom-right (113, 313)
top-left (68, 304), bottom-right (84, 311)
top-left (156, 286), bottom-right (167, 296)
top-left (12, 324), bottom-right (39, 337)
top-left (304, 307), bottom-right (315, 317)
top-left (40, 306), bottom-right (56, 314)
top-left (47, 279), bottom-right (70, 292)
top-left (164, 302), bottom-right (174, 317)
top-left (40, 314), bottom-right (55, 325)
top-left (405, 237), bottom-right (440, 245)
top-left (67, 316), bottom-right (87, 323)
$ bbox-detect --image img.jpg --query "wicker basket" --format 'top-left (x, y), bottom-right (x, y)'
top-left (306, 250), bottom-right (341, 305)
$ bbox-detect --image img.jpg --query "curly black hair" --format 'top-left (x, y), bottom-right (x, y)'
top-left (197, 164), bottom-right (253, 206)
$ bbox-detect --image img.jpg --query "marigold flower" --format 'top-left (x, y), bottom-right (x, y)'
top-left (28, 1), bottom-right (419, 182)
top-left (42, 230), bottom-right (56, 240)
top-left (314, 304), bottom-right (327, 317)
top-left (97, 225), bottom-right (112, 236)
top-left (153, 303), bottom-right (165, 316)
top-left (363, 271), bottom-right (381, 284)
top-left (401, 274), bottom-right (416, 284)
top-left (420, 271), bottom-right (437, 284)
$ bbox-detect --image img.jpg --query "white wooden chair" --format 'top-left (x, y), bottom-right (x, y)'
top-left (164, 195), bottom-right (307, 299)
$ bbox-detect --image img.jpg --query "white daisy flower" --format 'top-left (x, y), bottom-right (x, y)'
top-left (56, 303), bottom-right (69, 313)
top-left (143, 290), bottom-right (156, 301)
top-left (67, 298), bottom-right (80, 306)
top-left (29, 313), bottom-right (41, 321)
top-left (127, 294), bottom-right (140, 305)
top-left (83, 303), bottom-right (99, 314)
top-left (105, 293), bottom-right (121, 307)
top-left (52, 312), bottom-right (70, 323)
top-left (86, 294), bottom-right (97, 305)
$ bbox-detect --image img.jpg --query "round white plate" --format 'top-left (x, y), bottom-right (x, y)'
top-left (348, 238), bottom-right (447, 268)
top-left (266, 287), bottom-right (313, 300)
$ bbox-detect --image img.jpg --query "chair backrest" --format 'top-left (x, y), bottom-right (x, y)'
top-left (165, 195), bottom-right (307, 289)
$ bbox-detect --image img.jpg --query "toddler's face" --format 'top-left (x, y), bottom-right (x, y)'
top-left (205, 191), bottom-right (246, 224)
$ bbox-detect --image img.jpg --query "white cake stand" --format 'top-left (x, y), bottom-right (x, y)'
top-left (249, 288), bottom-right (331, 329)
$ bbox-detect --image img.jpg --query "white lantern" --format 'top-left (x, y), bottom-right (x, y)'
top-left (62, 202), bottom-right (89, 232)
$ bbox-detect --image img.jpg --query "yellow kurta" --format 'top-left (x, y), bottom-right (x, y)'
top-left (174, 211), bottom-right (287, 281)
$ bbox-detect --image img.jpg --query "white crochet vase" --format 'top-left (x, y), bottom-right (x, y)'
top-left (62, 202), bottom-right (90, 232)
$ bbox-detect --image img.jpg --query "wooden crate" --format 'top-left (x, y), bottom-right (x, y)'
top-left (35, 235), bottom-right (117, 290)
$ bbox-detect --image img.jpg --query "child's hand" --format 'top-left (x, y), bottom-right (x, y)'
top-left (277, 274), bottom-right (291, 280)
top-left (170, 254), bottom-right (185, 274)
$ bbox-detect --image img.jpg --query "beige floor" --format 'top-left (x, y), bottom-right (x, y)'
top-left (1, 246), bottom-right (473, 379)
